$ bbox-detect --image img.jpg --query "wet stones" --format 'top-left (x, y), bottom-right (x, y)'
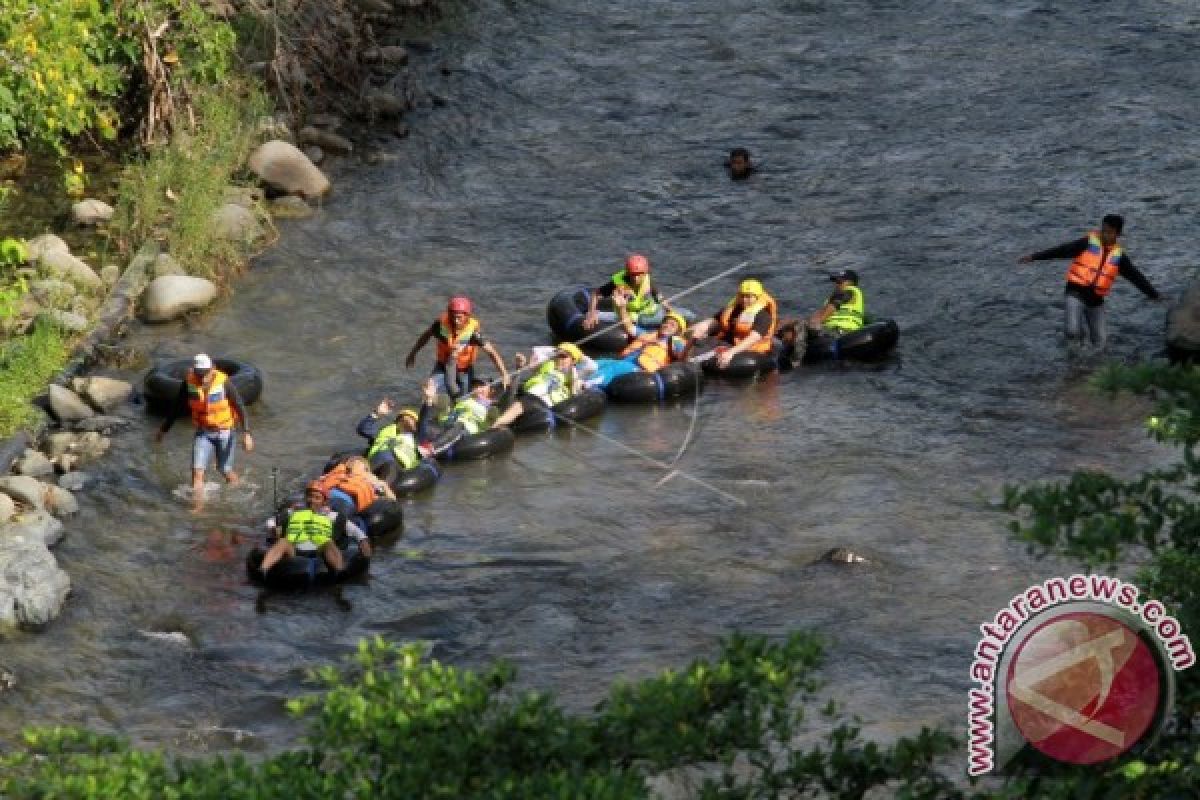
top-left (247, 140), bottom-right (331, 199)
top-left (1166, 281), bottom-right (1200, 363)
top-left (817, 547), bottom-right (871, 565)
top-left (298, 126), bottom-right (353, 155)
top-left (47, 385), bottom-right (95, 424)
top-left (74, 376), bottom-right (134, 413)
top-left (14, 449), bottom-right (54, 479)
top-left (141, 275), bottom-right (218, 322)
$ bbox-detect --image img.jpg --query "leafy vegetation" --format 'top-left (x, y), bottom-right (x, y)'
top-left (0, 318), bottom-right (69, 433)
top-left (996, 362), bottom-right (1200, 798)
top-left (0, 634), bottom-right (961, 799)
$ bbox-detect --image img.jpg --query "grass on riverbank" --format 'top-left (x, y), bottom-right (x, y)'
top-left (113, 80), bottom-right (271, 285)
top-left (0, 319), bottom-right (69, 434)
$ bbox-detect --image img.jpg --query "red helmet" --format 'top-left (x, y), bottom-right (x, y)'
top-left (447, 295), bottom-right (472, 314)
top-left (625, 253), bottom-right (650, 275)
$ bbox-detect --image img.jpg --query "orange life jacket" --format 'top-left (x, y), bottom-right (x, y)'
top-left (187, 369), bottom-right (237, 430)
top-left (1065, 231), bottom-right (1122, 297)
top-left (434, 312), bottom-right (480, 370)
top-left (619, 331), bottom-right (683, 372)
top-left (316, 464), bottom-right (377, 512)
top-left (716, 292), bottom-right (777, 354)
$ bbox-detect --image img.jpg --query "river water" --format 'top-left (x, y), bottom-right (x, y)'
top-left (2, 0), bottom-right (1195, 755)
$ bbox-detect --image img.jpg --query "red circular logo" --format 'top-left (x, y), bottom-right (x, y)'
top-left (1005, 611), bottom-right (1161, 765)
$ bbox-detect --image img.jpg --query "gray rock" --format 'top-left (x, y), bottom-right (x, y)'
top-left (7, 509), bottom-right (65, 548)
top-left (73, 432), bottom-right (111, 462)
top-left (71, 198), bottom-right (115, 225)
top-left (48, 384), bottom-right (96, 423)
top-left (78, 376), bottom-right (134, 412)
top-left (43, 432), bottom-right (79, 460)
top-left (29, 279), bottom-right (76, 303)
top-left (43, 486), bottom-right (78, 517)
top-left (0, 476), bottom-right (46, 510)
top-left (14, 449), bottom-right (54, 478)
top-left (0, 541), bottom-right (71, 629)
top-left (302, 145), bottom-right (324, 165)
top-left (40, 309), bottom-right (88, 332)
top-left (297, 126), bottom-right (353, 154)
top-left (0, 494), bottom-right (13, 524)
top-left (141, 275), bottom-right (218, 322)
top-left (269, 196), bottom-right (314, 219)
top-left (153, 253), bottom-right (186, 277)
top-left (0, 664), bottom-right (14, 691)
top-left (819, 547), bottom-right (870, 565)
top-left (212, 203), bottom-right (263, 242)
top-left (247, 140), bottom-right (330, 199)
top-left (306, 113), bottom-right (343, 130)
top-left (72, 414), bottom-right (133, 434)
top-left (57, 471), bottom-right (93, 492)
top-left (1166, 282), bottom-right (1200, 359)
top-left (365, 90), bottom-right (407, 117)
top-left (39, 250), bottom-right (102, 289)
top-left (100, 264), bottom-right (121, 285)
top-left (24, 234), bottom-right (69, 262)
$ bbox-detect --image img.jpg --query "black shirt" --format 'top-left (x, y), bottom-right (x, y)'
top-left (1030, 237), bottom-right (1159, 307)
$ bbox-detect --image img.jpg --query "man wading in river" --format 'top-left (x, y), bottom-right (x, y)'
top-left (1018, 214), bottom-right (1164, 351)
top-left (155, 353), bottom-right (254, 511)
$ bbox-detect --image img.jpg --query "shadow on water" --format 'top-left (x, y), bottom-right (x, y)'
top-left (1, 0), bottom-right (1192, 751)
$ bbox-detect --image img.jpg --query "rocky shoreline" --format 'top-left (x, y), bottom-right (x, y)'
top-left (0, 0), bottom-right (446, 634)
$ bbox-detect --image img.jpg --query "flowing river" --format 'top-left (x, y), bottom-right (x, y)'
top-left (2, 0), bottom-right (1195, 754)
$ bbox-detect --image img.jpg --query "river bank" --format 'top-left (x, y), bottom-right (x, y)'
top-left (0, 0), bottom-right (448, 632)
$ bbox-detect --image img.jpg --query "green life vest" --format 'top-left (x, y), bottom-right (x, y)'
top-left (824, 285), bottom-right (865, 333)
top-left (367, 423), bottom-right (420, 470)
top-left (443, 395), bottom-right (490, 435)
top-left (286, 509), bottom-right (334, 548)
top-left (522, 360), bottom-right (575, 406)
top-left (611, 270), bottom-right (659, 317)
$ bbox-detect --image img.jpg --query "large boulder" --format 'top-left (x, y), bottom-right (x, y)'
top-left (39, 250), bottom-right (102, 289)
top-left (77, 376), bottom-right (134, 412)
top-left (71, 198), bottom-right (115, 226)
top-left (24, 234), bottom-right (69, 262)
top-left (1166, 282), bottom-right (1200, 363)
top-left (141, 275), bottom-right (218, 322)
top-left (0, 476), bottom-right (46, 510)
top-left (47, 384), bottom-right (95, 423)
top-left (0, 540), bottom-right (70, 629)
top-left (211, 203), bottom-right (263, 242)
top-left (247, 140), bottom-right (330, 199)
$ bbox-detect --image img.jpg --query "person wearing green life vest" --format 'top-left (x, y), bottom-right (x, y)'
top-left (491, 343), bottom-right (583, 429)
top-left (258, 483), bottom-right (371, 576)
top-left (416, 376), bottom-right (497, 456)
top-left (356, 397), bottom-right (423, 484)
top-left (583, 253), bottom-right (675, 329)
top-left (808, 269), bottom-right (865, 334)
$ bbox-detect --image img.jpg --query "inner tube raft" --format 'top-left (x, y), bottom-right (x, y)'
top-left (143, 357), bottom-right (264, 416)
top-left (246, 541), bottom-right (369, 591)
top-left (510, 389), bottom-right (607, 433)
top-left (803, 320), bottom-right (899, 364)
top-left (381, 459), bottom-right (441, 497)
top-left (698, 341), bottom-right (781, 380)
top-left (606, 362), bottom-right (704, 403)
top-left (360, 498), bottom-right (404, 538)
top-left (545, 287), bottom-right (695, 353)
top-left (436, 426), bottom-right (516, 462)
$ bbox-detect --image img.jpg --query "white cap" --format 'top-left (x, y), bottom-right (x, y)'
top-left (193, 353), bottom-right (213, 370)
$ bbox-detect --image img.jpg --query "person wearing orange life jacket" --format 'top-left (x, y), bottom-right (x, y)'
top-left (583, 253), bottom-right (676, 330)
top-left (315, 455), bottom-right (394, 534)
top-left (685, 279), bottom-right (778, 369)
top-left (584, 290), bottom-right (688, 388)
top-left (154, 353), bottom-right (253, 511)
top-left (405, 296), bottom-right (509, 399)
top-left (1019, 214), bottom-right (1163, 349)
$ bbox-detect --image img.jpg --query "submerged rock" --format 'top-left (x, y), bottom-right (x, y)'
top-left (141, 275), bottom-right (218, 322)
top-left (57, 471), bottom-right (93, 492)
top-left (818, 547), bottom-right (870, 565)
top-left (269, 195), bottom-right (314, 219)
top-left (298, 126), bottom-right (353, 155)
top-left (14, 449), bottom-right (54, 478)
top-left (247, 140), bottom-right (330, 199)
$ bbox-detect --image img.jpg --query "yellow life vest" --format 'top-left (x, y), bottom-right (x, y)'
top-left (367, 423), bottom-right (420, 470)
top-left (286, 509), bottom-right (334, 548)
top-left (611, 270), bottom-right (659, 316)
top-left (522, 360), bottom-right (575, 406)
top-left (824, 285), bottom-right (865, 333)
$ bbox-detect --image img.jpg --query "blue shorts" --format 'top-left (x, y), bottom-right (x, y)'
top-left (193, 429), bottom-right (236, 473)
